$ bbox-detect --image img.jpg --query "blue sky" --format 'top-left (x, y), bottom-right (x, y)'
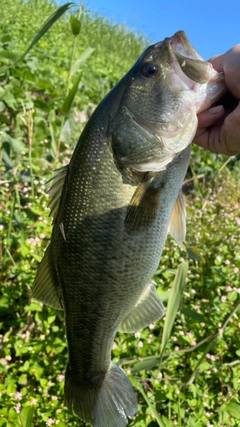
top-left (81, 0), bottom-right (239, 60)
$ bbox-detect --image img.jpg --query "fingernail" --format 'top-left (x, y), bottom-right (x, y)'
top-left (208, 105), bottom-right (224, 114)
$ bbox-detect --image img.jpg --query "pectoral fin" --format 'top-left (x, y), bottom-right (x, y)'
top-left (124, 177), bottom-right (161, 234)
top-left (168, 191), bottom-right (186, 243)
top-left (118, 281), bottom-right (164, 333)
top-left (32, 244), bottom-right (63, 310)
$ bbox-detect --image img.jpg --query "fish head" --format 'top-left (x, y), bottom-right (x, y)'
top-left (111, 30), bottom-right (226, 172)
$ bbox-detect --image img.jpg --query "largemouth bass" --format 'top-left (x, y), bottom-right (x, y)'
top-left (33, 31), bottom-right (225, 427)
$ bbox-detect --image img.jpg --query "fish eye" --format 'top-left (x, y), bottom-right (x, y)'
top-left (140, 62), bottom-right (159, 78)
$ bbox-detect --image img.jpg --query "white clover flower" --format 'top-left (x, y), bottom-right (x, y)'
top-left (14, 403), bottom-right (21, 414)
top-left (186, 332), bottom-right (193, 338)
top-left (134, 332), bottom-right (141, 339)
top-left (14, 392), bottom-right (22, 400)
top-left (47, 381), bottom-right (54, 387)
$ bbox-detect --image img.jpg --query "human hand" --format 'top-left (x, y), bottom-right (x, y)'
top-left (194, 45), bottom-right (240, 155)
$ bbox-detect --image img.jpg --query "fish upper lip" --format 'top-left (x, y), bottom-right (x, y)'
top-left (169, 30), bottom-right (203, 61)
top-left (152, 31), bottom-right (202, 61)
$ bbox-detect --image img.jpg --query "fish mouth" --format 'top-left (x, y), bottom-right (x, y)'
top-left (151, 30), bottom-right (226, 112)
top-left (168, 31), bottom-right (203, 62)
top-left (159, 31), bottom-right (223, 92)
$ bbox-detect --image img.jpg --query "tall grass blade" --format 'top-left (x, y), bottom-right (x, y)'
top-left (72, 47), bottom-right (95, 75)
top-left (185, 245), bottom-right (204, 262)
top-left (221, 298), bottom-right (240, 330)
top-left (131, 357), bottom-right (160, 373)
top-left (160, 261), bottom-right (188, 360)
top-left (61, 73), bottom-right (82, 115)
top-left (130, 376), bottom-right (166, 427)
top-left (16, 2), bottom-right (75, 63)
top-left (185, 338), bottom-right (217, 385)
top-left (61, 116), bottom-right (75, 143)
top-left (131, 330), bottom-right (219, 373)
top-left (162, 416), bottom-right (175, 427)
top-left (49, 123), bottom-right (57, 157)
top-left (189, 162), bottom-right (205, 198)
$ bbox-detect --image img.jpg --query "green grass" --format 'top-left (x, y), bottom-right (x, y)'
top-left (0, 1), bottom-right (240, 426)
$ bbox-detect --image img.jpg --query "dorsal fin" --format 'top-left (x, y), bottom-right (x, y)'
top-left (168, 190), bottom-right (186, 243)
top-left (32, 244), bottom-right (63, 310)
top-left (47, 165), bottom-right (68, 220)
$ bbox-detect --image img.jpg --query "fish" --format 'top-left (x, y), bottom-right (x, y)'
top-left (32, 31), bottom-right (225, 427)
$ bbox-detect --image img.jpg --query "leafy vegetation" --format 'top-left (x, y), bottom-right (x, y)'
top-left (0, 1), bottom-right (240, 426)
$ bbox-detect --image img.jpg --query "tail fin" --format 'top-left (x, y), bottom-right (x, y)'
top-left (65, 363), bottom-right (138, 427)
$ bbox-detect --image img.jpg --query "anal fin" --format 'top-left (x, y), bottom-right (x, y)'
top-left (32, 244), bottom-right (63, 310)
top-left (119, 281), bottom-right (164, 333)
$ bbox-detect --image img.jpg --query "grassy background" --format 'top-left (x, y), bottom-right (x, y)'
top-left (0, 1), bottom-right (240, 426)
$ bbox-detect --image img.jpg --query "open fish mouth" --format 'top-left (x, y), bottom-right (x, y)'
top-left (155, 30), bottom-right (224, 93)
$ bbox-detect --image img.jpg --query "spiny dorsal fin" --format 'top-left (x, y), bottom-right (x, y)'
top-left (124, 176), bottom-right (161, 234)
top-left (59, 222), bottom-right (66, 241)
top-left (32, 244), bottom-right (63, 310)
top-left (47, 165), bottom-right (68, 220)
top-left (168, 190), bottom-right (186, 243)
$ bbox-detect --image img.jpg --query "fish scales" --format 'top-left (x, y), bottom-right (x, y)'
top-left (57, 114), bottom-right (169, 375)
top-left (33, 31), bottom-right (226, 427)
